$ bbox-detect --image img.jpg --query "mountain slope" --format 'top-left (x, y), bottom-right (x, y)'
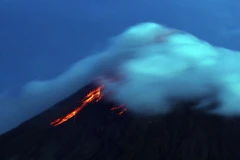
top-left (0, 83), bottom-right (240, 160)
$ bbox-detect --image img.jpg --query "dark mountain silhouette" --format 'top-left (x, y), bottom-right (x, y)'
top-left (0, 83), bottom-right (240, 160)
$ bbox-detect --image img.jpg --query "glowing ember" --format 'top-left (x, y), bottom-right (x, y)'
top-left (50, 86), bottom-right (103, 126)
top-left (110, 105), bottom-right (127, 116)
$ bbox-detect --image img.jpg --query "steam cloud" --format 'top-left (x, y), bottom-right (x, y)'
top-left (1, 22), bottom-right (240, 135)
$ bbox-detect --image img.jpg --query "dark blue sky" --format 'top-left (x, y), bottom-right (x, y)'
top-left (0, 0), bottom-right (239, 92)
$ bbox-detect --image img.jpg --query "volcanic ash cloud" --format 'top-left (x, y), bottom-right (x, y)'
top-left (101, 22), bottom-right (240, 116)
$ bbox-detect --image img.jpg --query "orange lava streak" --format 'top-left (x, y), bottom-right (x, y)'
top-left (50, 86), bottom-right (103, 126)
top-left (110, 106), bottom-right (122, 111)
top-left (118, 108), bottom-right (127, 116)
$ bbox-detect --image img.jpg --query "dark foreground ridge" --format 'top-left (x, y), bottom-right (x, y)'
top-left (0, 83), bottom-right (240, 160)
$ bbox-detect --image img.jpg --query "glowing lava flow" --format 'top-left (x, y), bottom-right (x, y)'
top-left (50, 86), bottom-right (103, 127)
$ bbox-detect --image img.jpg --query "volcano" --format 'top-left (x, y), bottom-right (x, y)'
top-left (0, 83), bottom-right (240, 160)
